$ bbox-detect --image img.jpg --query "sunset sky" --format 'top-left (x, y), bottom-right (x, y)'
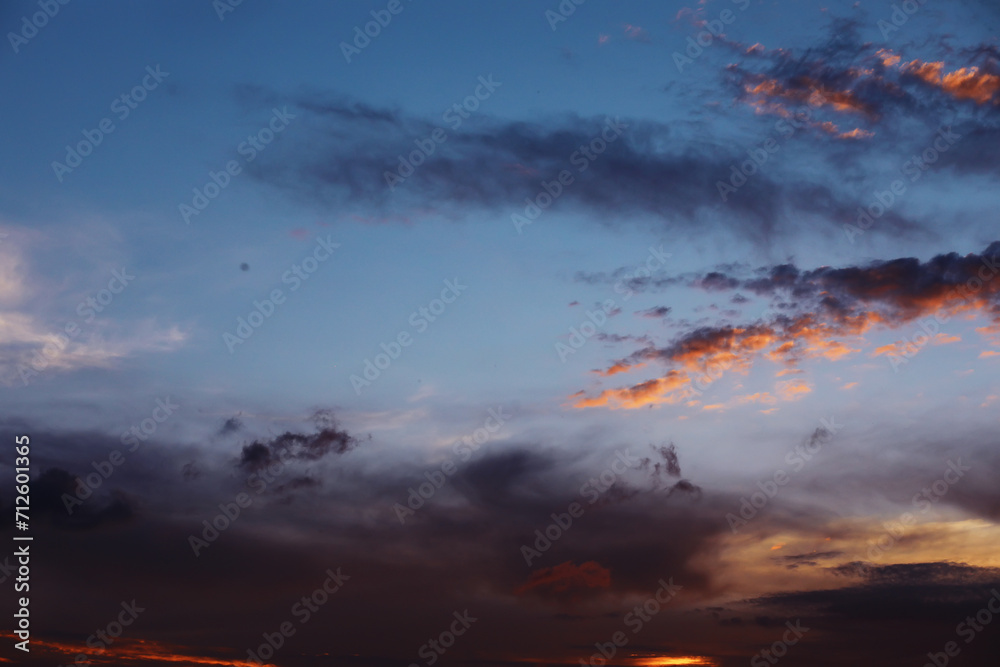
top-left (2, 1), bottom-right (1000, 666)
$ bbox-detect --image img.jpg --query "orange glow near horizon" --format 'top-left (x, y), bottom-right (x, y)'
top-left (628, 657), bottom-right (720, 666)
top-left (0, 633), bottom-right (270, 667)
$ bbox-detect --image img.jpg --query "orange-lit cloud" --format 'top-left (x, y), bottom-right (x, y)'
top-left (872, 341), bottom-right (915, 358)
top-left (733, 47), bottom-right (999, 148)
top-left (743, 77), bottom-right (875, 117)
top-left (516, 560), bottom-right (611, 596)
top-left (776, 379), bottom-right (812, 400)
top-left (594, 361), bottom-right (645, 377)
top-left (900, 59), bottom-right (1000, 104)
top-left (737, 74), bottom-right (878, 138)
top-left (875, 48), bottom-right (901, 67)
top-left (839, 127), bottom-right (875, 139)
top-left (572, 245), bottom-right (1000, 411)
top-left (573, 370), bottom-right (693, 409)
top-left (624, 24), bottom-right (649, 42)
top-left (736, 391), bottom-right (777, 405)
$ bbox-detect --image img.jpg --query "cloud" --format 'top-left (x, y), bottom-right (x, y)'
top-left (574, 243), bottom-right (1000, 409)
top-left (592, 361), bottom-right (645, 377)
top-left (0, 412), bottom-right (735, 666)
top-left (218, 416), bottom-right (243, 436)
top-left (776, 550), bottom-right (844, 569)
top-left (573, 371), bottom-right (693, 409)
top-left (235, 82), bottom-right (943, 247)
top-left (728, 29), bottom-right (1000, 135)
top-left (739, 560), bottom-right (1000, 664)
top-left (899, 58), bottom-right (1000, 105)
top-left (237, 409), bottom-right (362, 471)
top-left (623, 24), bottom-right (650, 42)
top-left (8, 409), bottom-right (999, 667)
top-left (515, 560), bottom-right (611, 597)
top-left (32, 467), bottom-right (134, 530)
top-left (638, 306), bottom-right (672, 318)
top-left (831, 561), bottom-right (1000, 586)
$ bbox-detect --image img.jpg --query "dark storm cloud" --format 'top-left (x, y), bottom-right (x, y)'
top-left (8, 412), bottom-right (1000, 667)
top-left (449, 448), bottom-right (556, 510)
top-left (830, 561), bottom-right (1000, 586)
top-left (0, 411), bottom-right (749, 667)
top-left (29, 467), bottom-right (134, 530)
top-left (754, 561), bottom-right (1000, 621)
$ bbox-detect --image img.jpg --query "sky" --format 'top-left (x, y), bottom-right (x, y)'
top-left (1, 0), bottom-right (1000, 665)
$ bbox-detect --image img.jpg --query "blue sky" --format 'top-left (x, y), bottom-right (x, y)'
top-left (3, 1), bottom-right (1000, 666)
